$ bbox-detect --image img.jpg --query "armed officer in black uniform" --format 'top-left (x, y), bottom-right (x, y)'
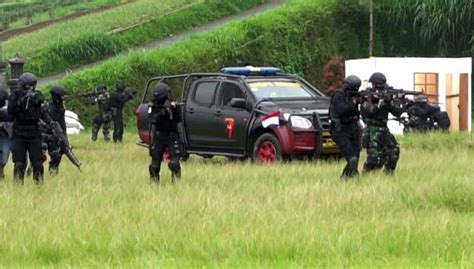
top-left (109, 81), bottom-right (134, 143)
top-left (44, 86), bottom-right (67, 174)
top-left (329, 75), bottom-right (362, 178)
top-left (8, 73), bottom-right (50, 183)
top-left (148, 83), bottom-right (181, 183)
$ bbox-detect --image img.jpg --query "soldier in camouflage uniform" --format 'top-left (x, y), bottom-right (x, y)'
top-left (360, 72), bottom-right (405, 174)
top-left (91, 84), bottom-right (112, 142)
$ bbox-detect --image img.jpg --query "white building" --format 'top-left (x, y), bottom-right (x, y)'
top-left (345, 57), bottom-right (472, 134)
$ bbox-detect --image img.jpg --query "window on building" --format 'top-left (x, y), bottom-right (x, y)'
top-left (414, 73), bottom-right (438, 103)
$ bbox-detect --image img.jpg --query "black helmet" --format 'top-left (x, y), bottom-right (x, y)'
top-left (18, 72), bottom-right (37, 90)
top-left (152, 83), bottom-right (170, 103)
top-left (96, 84), bottom-right (107, 92)
top-left (50, 85), bottom-right (66, 96)
top-left (116, 81), bottom-right (126, 92)
top-left (369, 72), bottom-right (387, 89)
top-left (343, 75), bottom-right (361, 92)
top-left (50, 85), bottom-right (67, 103)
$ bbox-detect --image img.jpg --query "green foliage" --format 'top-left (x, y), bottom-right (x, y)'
top-left (390, 0), bottom-right (473, 56)
top-left (0, 131), bottom-right (472, 267)
top-left (29, 33), bottom-right (126, 76)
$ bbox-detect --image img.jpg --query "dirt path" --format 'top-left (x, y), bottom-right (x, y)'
top-left (0, 1), bottom-right (132, 42)
top-left (38, 0), bottom-right (284, 86)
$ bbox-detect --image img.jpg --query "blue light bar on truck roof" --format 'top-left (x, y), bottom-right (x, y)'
top-left (221, 66), bottom-right (281, 76)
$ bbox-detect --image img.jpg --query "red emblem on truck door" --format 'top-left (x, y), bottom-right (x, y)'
top-left (225, 118), bottom-right (235, 139)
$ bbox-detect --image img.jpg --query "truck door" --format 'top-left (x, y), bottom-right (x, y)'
top-left (184, 80), bottom-right (219, 148)
top-left (211, 81), bottom-right (250, 151)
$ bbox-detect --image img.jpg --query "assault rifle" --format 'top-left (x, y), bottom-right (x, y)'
top-left (77, 91), bottom-right (100, 105)
top-left (355, 86), bottom-right (423, 104)
top-left (51, 121), bottom-right (82, 170)
top-left (43, 113), bottom-right (82, 171)
top-left (23, 89), bottom-right (44, 110)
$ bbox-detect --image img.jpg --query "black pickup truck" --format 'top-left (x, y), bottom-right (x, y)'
top-left (135, 66), bottom-right (338, 162)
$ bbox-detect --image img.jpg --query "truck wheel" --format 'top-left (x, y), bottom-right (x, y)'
top-left (253, 133), bottom-right (282, 163)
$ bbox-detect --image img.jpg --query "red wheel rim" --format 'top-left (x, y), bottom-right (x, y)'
top-left (162, 148), bottom-right (170, 162)
top-left (258, 141), bottom-right (277, 163)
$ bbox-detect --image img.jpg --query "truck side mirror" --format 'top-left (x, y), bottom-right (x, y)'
top-left (230, 98), bottom-right (247, 110)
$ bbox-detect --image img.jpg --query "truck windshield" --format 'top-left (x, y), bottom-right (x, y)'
top-left (248, 81), bottom-right (316, 99)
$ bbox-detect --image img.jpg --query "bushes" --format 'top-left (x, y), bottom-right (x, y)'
top-left (29, 33), bottom-right (126, 75)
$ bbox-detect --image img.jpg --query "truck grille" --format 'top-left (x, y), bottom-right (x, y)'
top-left (318, 113), bottom-right (330, 130)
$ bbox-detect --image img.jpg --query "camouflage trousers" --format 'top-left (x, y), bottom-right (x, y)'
top-left (362, 126), bottom-right (400, 173)
top-left (91, 111), bottom-right (112, 141)
top-left (43, 134), bottom-right (63, 174)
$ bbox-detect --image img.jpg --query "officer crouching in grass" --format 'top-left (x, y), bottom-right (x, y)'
top-left (8, 73), bottom-right (50, 184)
top-left (329, 75), bottom-right (362, 179)
top-left (148, 83), bottom-right (181, 183)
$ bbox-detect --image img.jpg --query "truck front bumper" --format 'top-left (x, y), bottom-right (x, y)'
top-left (274, 125), bottom-right (318, 154)
top-left (274, 126), bottom-right (338, 155)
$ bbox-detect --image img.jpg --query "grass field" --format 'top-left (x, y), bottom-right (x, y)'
top-left (0, 131), bottom-right (472, 267)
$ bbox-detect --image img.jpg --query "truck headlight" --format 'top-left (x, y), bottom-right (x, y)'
top-left (290, 116), bottom-right (312, 129)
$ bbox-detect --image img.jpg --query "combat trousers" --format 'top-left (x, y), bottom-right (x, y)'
top-left (12, 134), bottom-right (44, 183)
top-left (92, 111), bottom-right (112, 141)
top-left (149, 134), bottom-right (181, 182)
top-left (363, 126), bottom-right (400, 173)
top-left (44, 134), bottom-right (62, 174)
top-left (112, 108), bottom-right (124, 143)
top-left (330, 123), bottom-right (361, 178)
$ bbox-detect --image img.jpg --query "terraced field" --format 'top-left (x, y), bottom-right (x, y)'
top-left (2, 0), bottom-right (198, 58)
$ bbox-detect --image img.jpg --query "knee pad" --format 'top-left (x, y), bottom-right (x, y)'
top-left (388, 146), bottom-right (400, 159)
top-left (366, 148), bottom-right (383, 169)
top-left (149, 161), bottom-right (161, 174)
top-left (168, 161), bottom-right (181, 173)
top-left (385, 146), bottom-right (400, 170)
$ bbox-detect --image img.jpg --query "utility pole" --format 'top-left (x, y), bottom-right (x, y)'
top-left (369, 0), bottom-right (373, 57)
